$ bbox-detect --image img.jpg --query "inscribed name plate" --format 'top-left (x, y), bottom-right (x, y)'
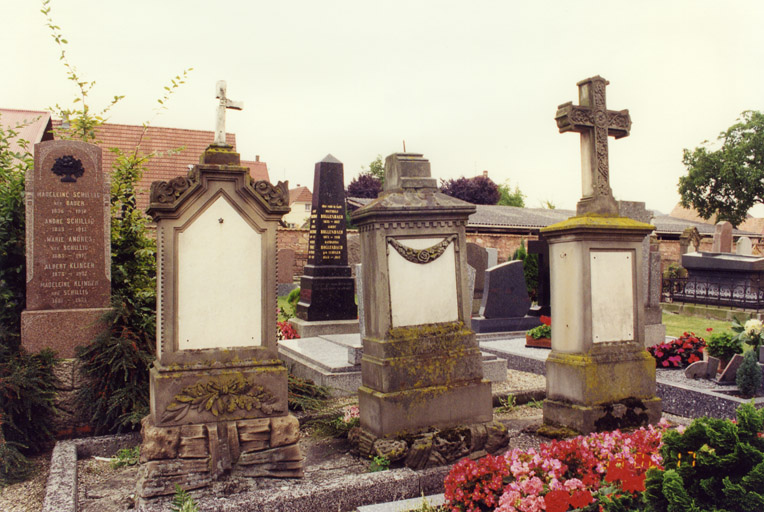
top-left (177, 195), bottom-right (262, 349)
top-left (27, 141), bottom-right (110, 310)
top-left (590, 251), bottom-right (634, 342)
top-left (387, 237), bottom-right (458, 328)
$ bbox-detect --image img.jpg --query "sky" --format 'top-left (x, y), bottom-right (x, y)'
top-left (4, 0), bottom-right (764, 214)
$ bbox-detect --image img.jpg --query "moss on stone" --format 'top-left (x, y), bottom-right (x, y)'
top-left (541, 214), bottom-right (654, 234)
top-left (536, 423), bottom-right (580, 439)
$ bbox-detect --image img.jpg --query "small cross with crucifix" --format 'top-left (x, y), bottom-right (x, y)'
top-left (555, 75), bottom-right (631, 215)
top-left (214, 80), bottom-right (243, 146)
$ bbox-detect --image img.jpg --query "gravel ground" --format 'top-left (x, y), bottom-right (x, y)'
top-left (0, 369), bottom-right (687, 512)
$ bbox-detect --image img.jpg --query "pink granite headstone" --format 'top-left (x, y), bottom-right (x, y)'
top-left (21, 140), bottom-right (111, 358)
top-left (712, 221), bottom-right (733, 253)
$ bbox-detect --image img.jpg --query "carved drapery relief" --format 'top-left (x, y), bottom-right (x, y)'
top-left (387, 235), bottom-right (457, 264)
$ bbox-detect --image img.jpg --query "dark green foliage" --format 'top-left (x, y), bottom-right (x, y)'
top-left (511, 241), bottom-right (539, 302)
top-left (736, 350), bottom-right (762, 397)
top-left (497, 180), bottom-right (525, 207)
top-left (286, 287), bottom-right (301, 309)
top-left (678, 110), bottom-right (764, 228)
top-left (75, 150), bottom-right (156, 434)
top-left (347, 172), bottom-right (382, 199)
top-left (662, 263), bottom-right (687, 279)
top-left (644, 403), bottom-right (764, 511)
top-left (170, 484), bottom-right (199, 512)
top-left (440, 175), bottom-right (500, 205)
top-left (705, 331), bottom-right (742, 361)
top-left (287, 374), bottom-right (330, 412)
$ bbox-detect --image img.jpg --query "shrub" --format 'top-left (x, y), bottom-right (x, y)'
top-left (644, 402), bottom-right (764, 511)
top-left (706, 331), bottom-right (743, 361)
top-left (663, 262), bottom-right (687, 279)
top-left (512, 241), bottom-right (538, 302)
top-left (736, 349), bottom-right (762, 397)
top-left (526, 316), bottom-right (551, 339)
top-left (647, 332), bottom-right (705, 368)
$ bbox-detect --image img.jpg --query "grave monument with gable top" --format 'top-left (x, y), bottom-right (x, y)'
top-left (350, 153), bottom-right (506, 468)
top-left (542, 76), bottom-right (661, 434)
top-left (21, 140), bottom-right (111, 358)
top-left (290, 154), bottom-right (358, 338)
top-left (137, 82), bottom-right (302, 499)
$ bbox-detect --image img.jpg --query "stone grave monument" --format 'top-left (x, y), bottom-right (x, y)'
top-left (679, 226), bottom-right (701, 255)
top-left (22, 140), bottom-right (111, 358)
top-left (290, 155), bottom-right (358, 338)
top-left (737, 236), bottom-right (753, 256)
top-left (528, 236), bottom-right (551, 316)
top-left (712, 221), bottom-right (733, 253)
top-left (543, 75), bottom-right (661, 434)
top-left (350, 153), bottom-right (506, 469)
top-left (466, 243), bottom-right (489, 315)
top-left (138, 82), bottom-right (302, 498)
top-left (470, 261), bottom-right (541, 333)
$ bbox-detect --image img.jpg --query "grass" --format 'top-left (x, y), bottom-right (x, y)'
top-left (662, 311), bottom-right (734, 338)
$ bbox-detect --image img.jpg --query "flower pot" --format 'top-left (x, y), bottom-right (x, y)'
top-left (525, 335), bottom-right (551, 349)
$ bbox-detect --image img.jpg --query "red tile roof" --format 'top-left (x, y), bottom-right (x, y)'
top-left (241, 158), bottom-right (270, 182)
top-left (0, 108), bottom-right (54, 154)
top-left (289, 186), bottom-right (312, 205)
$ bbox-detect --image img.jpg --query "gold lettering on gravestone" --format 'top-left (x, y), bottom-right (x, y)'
top-left (36, 189), bottom-right (103, 306)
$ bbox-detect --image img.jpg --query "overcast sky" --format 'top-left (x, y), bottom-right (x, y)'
top-left (5, 0), bottom-right (764, 214)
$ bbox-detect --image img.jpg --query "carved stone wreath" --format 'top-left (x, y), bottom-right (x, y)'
top-left (388, 235), bottom-right (456, 264)
top-left (51, 155), bottom-right (85, 183)
top-left (161, 372), bottom-right (282, 423)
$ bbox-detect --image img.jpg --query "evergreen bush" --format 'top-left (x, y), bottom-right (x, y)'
top-left (644, 402), bottom-right (764, 511)
top-left (736, 349), bottom-right (762, 397)
top-left (512, 241), bottom-right (538, 302)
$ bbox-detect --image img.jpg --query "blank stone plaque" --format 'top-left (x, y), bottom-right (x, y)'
top-left (590, 251), bottom-right (634, 342)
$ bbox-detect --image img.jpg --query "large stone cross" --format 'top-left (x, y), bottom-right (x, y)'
top-left (214, 80), bottom-right (243, 146)
top-left (555, 76), bottom-right (631, 215)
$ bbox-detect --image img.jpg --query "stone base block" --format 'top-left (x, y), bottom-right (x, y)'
top-left (644, 323), bottom-right (667, 347)
top-left (288, 317), bottom-right (360, 338)
top-left (471, 315), bottom-right (541, 334)
top-left (21, 307), bottom-right (111, 358)
top-left (150, 364), bottom-right (288, 428)
top-left (545, 347), bottom-right (657, 405)
top-left (358, 380), bottom-right (493, 438)
top-left (543, 396), bottom-right (662, 434)
top-left (138, 414), bottom-right (303, 498)
top-left (350, 419), bottom-right (508, 470)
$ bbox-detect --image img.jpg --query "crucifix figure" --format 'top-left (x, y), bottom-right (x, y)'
top-left (555, 76), bottom-right (631, 215)
top-left (214, 80), bottom-right (243, 146)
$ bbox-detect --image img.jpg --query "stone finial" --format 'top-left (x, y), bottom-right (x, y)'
top-left (383, 153), bottom-right (437, 191)
top-left (555, 75), bottom-right (631, 216)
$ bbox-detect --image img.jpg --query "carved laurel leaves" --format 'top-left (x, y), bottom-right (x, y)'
top-left (388, 235), bottom-right (456, 264)
top-left (162, 372), bottom-right (282, 424)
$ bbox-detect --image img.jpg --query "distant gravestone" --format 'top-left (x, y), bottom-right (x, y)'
top-left (486, 247), bottom-right (498, 269)
top-left (528, 237), bottom-right (551, 316)
top-left (737, 236), bottom-right (753, 256)
top-left (712, 221), bottom-right (733, 253)
top-left (21, 140), bottom-right (111, 358)
top-left (277, 249), bottom-right (295, 284)
top-left (467, 243), bottom-right (489, 315)
top-left (471, 261), bottom-right (541, 333)
top-left (679, 227), bottom-right (701, 254)
top-left (295, 155), bottom-right (357, 323)
top-left (684, 357), bottom-right (719, 380)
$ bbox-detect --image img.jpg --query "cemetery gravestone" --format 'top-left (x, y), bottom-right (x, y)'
top-left (737, 236), bottom-right (753, 256)
top-left (21, 140), bottom-right (111, 358)
top-left (544, 76), bottom-right (661, 433)
top-left (679, 226), bottom-right (701, 255)
top-left (291, 155), bottom-right (358, 337)
top-left (138, 83), bottom-right (302, 498)
top-left (467, 243), bottom-right (489, 315)
top-left (350, 153), bottom-right (505, 467)
top-left (471, 261), bottom-right (541, 333)
top-left (712, 221), bottom-right (733, 253)
top-left (528, 237), bottom-right (551, 316)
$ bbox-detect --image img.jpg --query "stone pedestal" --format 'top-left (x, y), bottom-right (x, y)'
top-left (351, 153), bottom-right (498, 449)
top-left (288, 317), bottom-right (359, 338)
top-left (541, 216), bottom-right (662, 434)
top-left (21, 307), bottom-right (110, 358)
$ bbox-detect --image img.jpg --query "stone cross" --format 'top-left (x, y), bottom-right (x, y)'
top-left (555, 75), bottom-right (631, 215)
top-left (214, 80), bottom-right (243, 146)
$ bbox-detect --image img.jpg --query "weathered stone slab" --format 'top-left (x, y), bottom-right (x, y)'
top-left (479, 261), bottom-right (531, 319)
top-left (712, 221), bottom-right (733, 253)
top-left (737, 236), bottom-right (753, 256)
top-left (140, 417), bottom-right (180, 461)
top-left (706, 356), bottom-right (720, 377)
top-left (684, 361), bottom-right (708, 379)
top-left (270, 415), bottom-right (300, 447)
top-left (718, 353), bottom-right (744, 382)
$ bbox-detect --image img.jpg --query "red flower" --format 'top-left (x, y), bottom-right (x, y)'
top-left (706, 327), bottom-right (713, 332)
top-left (569, 489), bottom-right (594, 508)
top-left (540, 315), bottom-right (552, 326)
top-left (544, 490), bottom-right (571, 512)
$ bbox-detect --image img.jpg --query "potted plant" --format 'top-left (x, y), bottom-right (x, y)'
top-left (705, 331), bottom-right (742, 371)
top-left (526, 316), bottom-right (551, 348)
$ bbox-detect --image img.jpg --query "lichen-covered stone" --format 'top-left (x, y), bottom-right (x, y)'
top-left (140, 416), bottom-right (181, 461)
top-left (178, 425), bottom-right (208, 458)
top-left (404, 435), bottom-right (433, 470)
top-left (432, 428), bottom-right (469, 462)
top-left (373, 439), bottom-right (407, 462)
top-left (270, 415), bottom-right (300, 447)
top-left (484, 421), bottom-right (509, 454)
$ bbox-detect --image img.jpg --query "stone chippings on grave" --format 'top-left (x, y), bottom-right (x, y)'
top-left (137, 138), bottom-right (302, 498)
top-left (349, 153), bottom-right (506, 469)
top-left (470, 261), bottom-right (542, 333)
top-left (21, 140), bottom-right (111, 359)
top-left (291, 155), bottom-right (358, 337)
top-left (544, 75), bottom-right (661, 434)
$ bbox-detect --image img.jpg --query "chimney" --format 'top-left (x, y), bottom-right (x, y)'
top-left (255, 155), bottom-right (260, 162)
top-left (482, 170), bottom-right (488, 178)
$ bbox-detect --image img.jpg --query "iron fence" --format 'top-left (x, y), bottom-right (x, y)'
top-left (662, 275), bottom-right (764, 309)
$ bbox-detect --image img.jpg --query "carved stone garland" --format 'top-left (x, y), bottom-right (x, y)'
top-left (387, 235), bottom-right (457, 264)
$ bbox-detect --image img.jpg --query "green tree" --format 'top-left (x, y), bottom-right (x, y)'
top-left (497, 180), bottom-right (525, 207)
top-left (678, 110), bottom-right (764, 227)
top-left (367, 155), bottom-right (385, 184)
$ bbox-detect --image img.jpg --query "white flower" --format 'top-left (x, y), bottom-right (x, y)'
top-left (744, 319), bottom-right (763, 336)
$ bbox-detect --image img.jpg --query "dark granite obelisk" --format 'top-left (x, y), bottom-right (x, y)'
top-left (295, 155), bottom-right (357, 322)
